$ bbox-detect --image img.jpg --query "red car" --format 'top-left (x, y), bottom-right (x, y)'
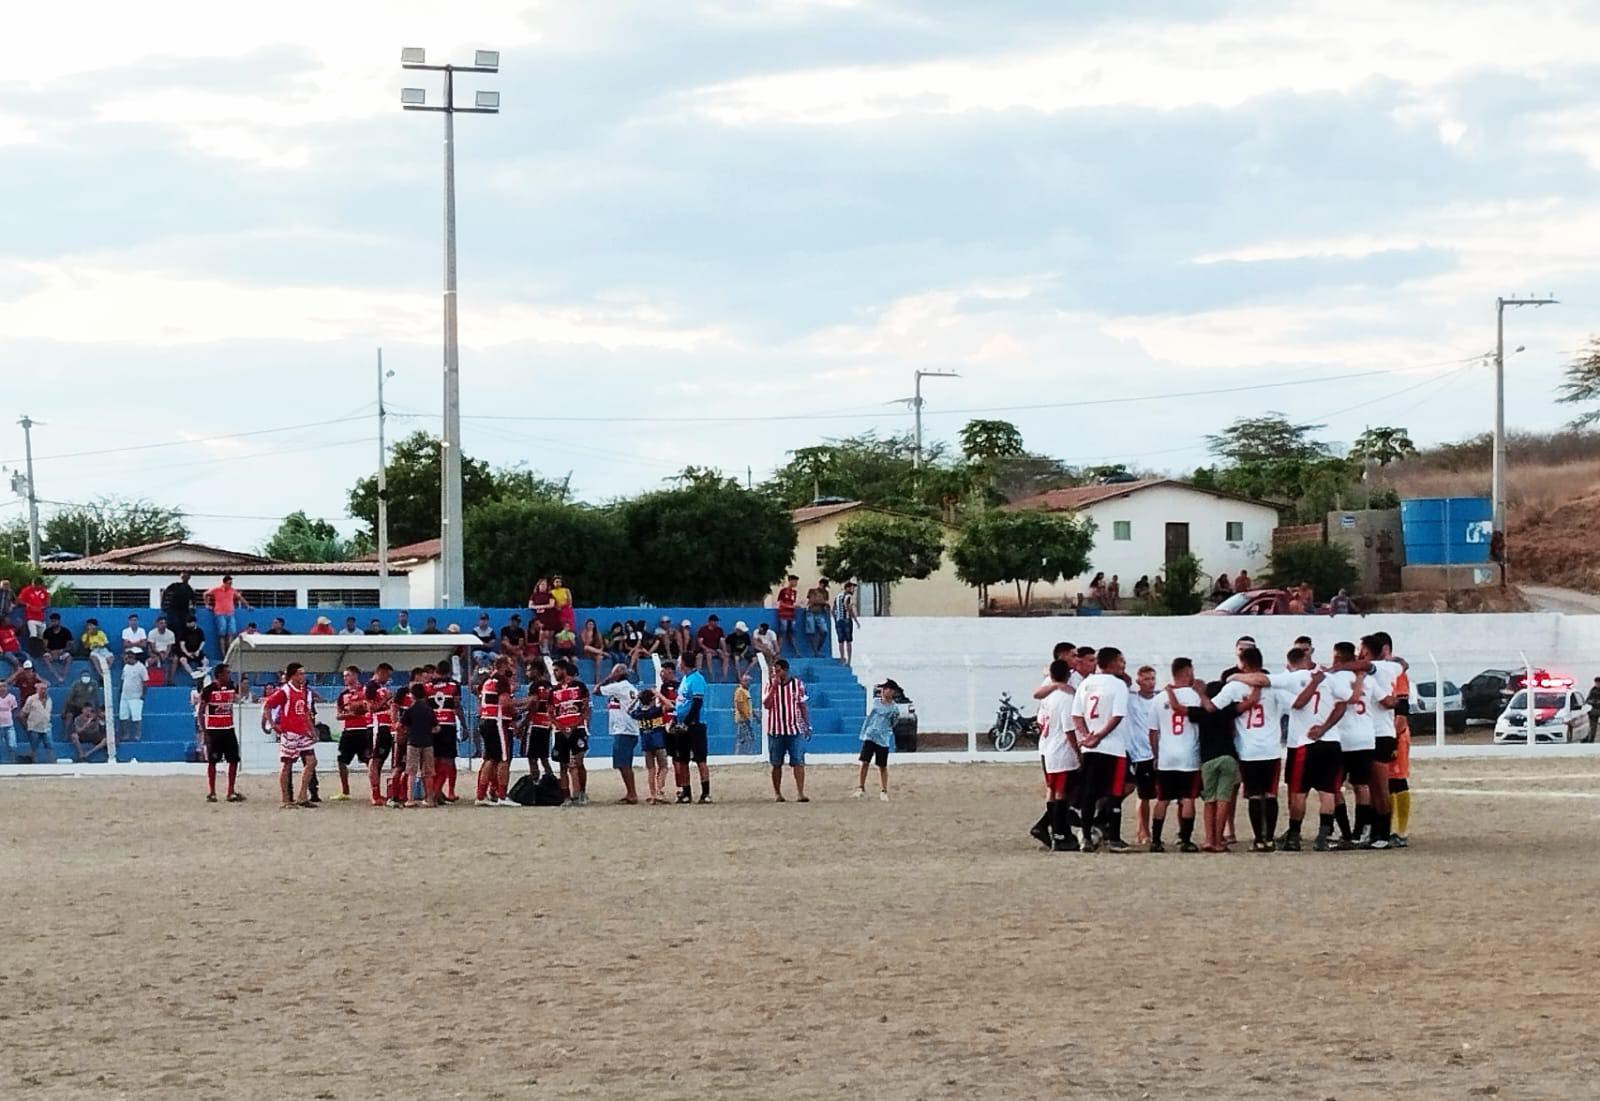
top-left (1204, 589), bottom-right (1298, 616)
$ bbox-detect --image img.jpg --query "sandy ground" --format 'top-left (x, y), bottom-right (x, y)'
top-left (6, 758), bottom-right (1600, 1099)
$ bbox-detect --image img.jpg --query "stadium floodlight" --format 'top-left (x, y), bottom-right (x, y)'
top-left (474, 50), bottom-right (500, 71)
top-left (474, 90), bottom-right (499, 110)
top-left (401, 87), bottom-right (426, 106)
top-left (401, 47), bottom-right (427, 66)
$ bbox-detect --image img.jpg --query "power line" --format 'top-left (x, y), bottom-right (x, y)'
top-left (0, 413), bottom-right (375, 466)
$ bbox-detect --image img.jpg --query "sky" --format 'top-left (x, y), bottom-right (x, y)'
top-left (2, 0), bottom-right (1598, 550)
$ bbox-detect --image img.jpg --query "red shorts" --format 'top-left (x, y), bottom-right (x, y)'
top-left (1042, 768), bottom-right (1076, 800)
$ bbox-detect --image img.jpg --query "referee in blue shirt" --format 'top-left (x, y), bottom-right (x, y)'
top-left (673, 654), bottom-right (713, 803)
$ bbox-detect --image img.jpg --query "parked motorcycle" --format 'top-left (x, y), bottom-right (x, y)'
top-left (988, 692), bottom-right (1038, 752)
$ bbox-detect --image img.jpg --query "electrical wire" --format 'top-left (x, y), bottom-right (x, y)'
top-left (0, 412), bottom-right (376, 466)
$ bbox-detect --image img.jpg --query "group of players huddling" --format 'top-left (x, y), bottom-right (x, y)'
top-left (1029, 631), bottom-right (1413, 854)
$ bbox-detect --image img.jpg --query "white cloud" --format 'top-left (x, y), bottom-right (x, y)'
top-left (689, 0), bottom-right (1600, 124)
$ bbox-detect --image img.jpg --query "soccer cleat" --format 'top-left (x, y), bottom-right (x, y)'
top-left (1082, 829), bottom-right (1102, 853)
top-left (1148, 840), bottom-right (1166, 853)
top-left (386, 798), bottom-right (401, 808)
top-left (1330, 837), bottom-right (1355, 851)
top-left (1029, 823), bottom-right (1051, 847)
top-left (698, 793), bottom-right (714, 804)
top-left (675, 791), bottom-right (692, 804)
top-left (226, 792), bottom-right (246, 803)
top-left (853, 789), bottom-right (866, 800)
top-left (1391, 834), bottom-right (1408, 848)
top-left (1251, 840), bottom-right (1270, 853)
top-left (1179, 840), bottom-right (1200, 853)
top-left (441, 795), bottom-right (459, 804)
top-left (878, 791), bottom-right (889, 802)
top-left (1280, 835), bottom-right (1302, 852)
top-left (475, 798), bottom-right (492, 807)
top-left (1367, 837), bottom-right (1391, 850)
top-left (309, 793), bottom-right (321, 804)
top-left (1274, 832), bottom-right (1291, 846)
top-left (330, 793), bottom-right (351, 802)
top-left (1104, 838), bottom-right (1131, 853)
top-left (1051, 834), bottom-right (1080, 852)
top-left (1312, 836), bottom-right (1331, 852)
top-left (205, 793), bottom-right (218, 803)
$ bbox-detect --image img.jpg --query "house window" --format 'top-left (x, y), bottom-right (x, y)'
top-left (1112, 521), bottom-right (1131, 541)
top-left (239, 589), bottom-right (298, 609)
top-left (68, 588), bottom-right (152, 608)
top-left (307, 589), bottom-right (381, 609)
top-left (1226, 522), bottom-right (1245, 542)
top-left (815, 545), bottom-right (833, 569)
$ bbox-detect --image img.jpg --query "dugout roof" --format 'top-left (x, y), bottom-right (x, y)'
top-left (222, 633), bottom-right (465, 676)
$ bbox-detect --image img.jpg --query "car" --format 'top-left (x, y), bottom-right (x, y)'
top-left (1460, 669), bottom-right (1514, 722)
top-left (1492, 677), bottom-right (1590, 744)
top-left (1410, 679), bottom-right (1466, 732)
top-left (1205, 589), bottom-right (1296, 616)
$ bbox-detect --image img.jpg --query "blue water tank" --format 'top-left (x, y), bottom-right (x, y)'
top-left (1399, 497), bottom-right (1493, 565)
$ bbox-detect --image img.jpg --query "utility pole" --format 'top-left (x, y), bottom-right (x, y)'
top-left (17, 415), bottom-right (40, 569)
top-left (402, 47), bottom-right (500, 606)
top-left (912, 369), bottom-right (960, 471)
top-left (1492, 295), bottom-right (1557, 531)
top-left (376, 349), bottom-right (394, 585)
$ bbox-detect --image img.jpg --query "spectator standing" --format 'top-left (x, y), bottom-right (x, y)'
top-left (17, 576), bottom-right (50, 641)
top-left (40, 614), bottom-right (73, 684)
top-left (1107, 575), bottom-right (1122, 611)
top-left (81, 619), bottom-right (113, 680)
top-left (309, 616), bottom-right (335, 636)
top-left (121, 614), bottom-right (147, 656)
top-left (71, 705), bottom-right (107, 762)
top-left (763, 658), bottom-right (809, 801)
top-left (146, 616), bottom-right (176, 676)
top-left (0, 682), bottom-right (15, 761)
top-left (528, 578), bottom-right (559, 634)
top-left (855, 681), bottom-right (898, 800)
top-left (733, 673), bottom-right (756, 755)
top-left (1088, 572), bottom-right (1108, 607)
top-left (0, 578), bottom-right (14, 628)
top-left (833, 582), bottom-right (859, 665)
top-left (804, 578), bottom-right (831, 658)
top-left (118, 649), bottom-right (149, 742)
top-left (161, 572), bottom-right (198, 636)
top-left (0, 620), bottom-right (22, 674)
top-left (1586, 677), bottom-right (1600, 743)
top-left (596, 664), bottom-right (641, 804)
top-left (551, 574), bottom-right (576, 635)
top-left (20, 681), bottom-right (52, 762)
top-left (390, 610), bottom-right (413, 635)
top-left (7, 660), bottom-right (40, 708)
top-left (696, 614), bottom-right (728, 681)
top-left (775, 575), bottom-right (799, 654)
top-left (205, 574), bottom-right (250, 654)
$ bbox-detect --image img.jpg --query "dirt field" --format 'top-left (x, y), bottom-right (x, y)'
top-left (7, 758), bottom-right (1600, 1099)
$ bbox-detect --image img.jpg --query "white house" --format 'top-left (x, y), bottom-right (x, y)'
top-left (1006, 479), bottom-right (1281, 601)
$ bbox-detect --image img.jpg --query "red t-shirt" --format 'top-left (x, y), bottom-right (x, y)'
top-left (17, 585), bottom-right (48, 621)
top-left (697, 624), bottom-right (725, 650)
top-left (776, 586), bottom-right (797, 621)
top-left (264, 684), bottom-right (312, 736)
top-left (0, 626), bottom-right (17, 654)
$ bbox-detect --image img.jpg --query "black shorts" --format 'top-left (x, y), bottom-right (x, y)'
top-left (1298, 741), bottom-right (1343, 794)
top-left (858, 742), bottom-right (889, 767)
top-left (671, 722), bottom-right (708, 765)
top-left (1129, 759), bottom-right (1157, 800)
top-left (1341, 749), bottom-right (1375, 787)
top-left (526, 725), bottom-right (551, 760)
top-left (553, 728), bottom-right (588, 765)
top-left (1080, 753), bottom-right (1127, 802)
top-left (1373, 735), bottom-right (1397, 764)
top-left (337, 729), bottom-right (371, 766)
top-left (372, 728), bottom-right (394, 765)
top-left (204, 729), bottom-right (240, 765)
top-left (434, 726), bottom-right (459, 760)
top-left (479, 720), bottom-right (512, 763)
top-left (1239, 757), bottom-right (1282, 798)
top-left (1155, 768), bottom-right (1200, 802)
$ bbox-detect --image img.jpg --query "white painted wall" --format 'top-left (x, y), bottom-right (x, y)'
top-left (853, 612), bottom-right (1597, 734)
top-left (1031, 484), bottom-right (1279, 600)
top-left (53, 571), bottom-right (413, 608)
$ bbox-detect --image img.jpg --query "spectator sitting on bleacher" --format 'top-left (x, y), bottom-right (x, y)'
top-left (240, 622), bottom-right (258, 637)
top-left (472, 613), bottom-right (495, 654)
top-left (422, 616), bottom-right (440, 633)
top-left (364, 618), bottom-right (385, 636)
top-left (391, 610), bottom-right (412, 635)
top-left (71, 704), bottom-right (107, 762)
top-left (147, 615), bottom-right (176, 675)
top-left (265, 617), bottom-right (291, 636)
top-left (697, 615), bottom-right (728, 681)
top-left (61, 672), bottom-right (96, 730)
top-left (121, 614), bottom-right (147, 655)
top-left (81, 619), bottom-right (114, 680)
top-left (0, 620), bottom-right (22, 674)
top-left (552, 625), bottom-right (578, 666)
top-left (19, 681), bottom-right (53, 763)
top-left (500, 614), bottom-right (527, 668)
top-left (41, 614), bottom-right (73, 684)
top-left (671, 619), bottom-right (693, 665)
top-left (727, 620), bottom-right (754, 679)
top-left (752, 622), bottom-right (779, 666)
top-left (178, 619), bottom-right (208, 682)
top-left (604, 621), bottom-right (629, 670)
top-left (309, 616), bottom-right (334, 636)
top-left (338, 616), bottom-right (361, 636)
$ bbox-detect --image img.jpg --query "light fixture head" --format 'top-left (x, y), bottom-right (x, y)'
top-left (474, 49), bottom-right (500, 70)
top-left (401, 47), bottom-right (426, 65)
top-left (475, 90), bottom-right (500, 110)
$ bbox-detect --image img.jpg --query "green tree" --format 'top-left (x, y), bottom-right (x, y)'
top-left (261, 511), bottom-right (352, 563)
top-left (619, 485), bottom-right (796, 604)
top-left (347, 431), bottom-right (566, 547)
top-left (1558, 337), bottom-right (1600, 427)
top-left (819, 513), bottom-right (945, 614)
top-left (1349, 426), bottom-right (1418, 468)
top-left (464, 500), bottom-right (632, 607)
top-left (1266, 541), bottom-right (1360, 599)
top-left (0, 555), bottom-right (75, 605)
top-left (763, 431), bottom-right (937, 511)
top-left (2, 497), bottom-right (190, 558)
top-left (951, 510), bottom-right (1095, 609)
top-left (958, 419), bottom-right (1025, 460)
top-left (1160, 552), bottom-right (1204, 615)
top-left (1205, 413), bottom-right (1330, 464)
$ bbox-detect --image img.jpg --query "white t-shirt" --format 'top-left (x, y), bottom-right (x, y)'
top-left (1326, 670), bottom-right (1377, 750)
top-left (1155, 686), bottom-right (1202, 771)
top-left (1212, 679), bottom-right (1288, 761)
top-left (1072, 673), bottom-right (1130, 757)
top-left (121, 626), bottom-right (147, 650)
top-left (1268, 670), bottom-right (1339, 748)
top-left (597, 680), bottom-right (639, 737)
top-left (1037, 686), bottom-right (1080, 774)
top-left (0, 691), bottom-right (15, 727)
top-left (146, 627), bottom-right (175, 655)
top-left (1368, 659), bottom-right (1404, 738)
top-left (120, 661), bottom-right (149, 701)
top-left (1124, 692), bottom-right (1158, 763)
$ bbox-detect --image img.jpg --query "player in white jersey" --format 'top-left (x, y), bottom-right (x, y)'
top-left (1028, 643), bottom-right (1078, 845)
top-left (1360, 631), bottom-right (1405, 848)
top-left (1126, 666), bottom-right (1160, 846)
top-left (1151, 658), bottom-right (1204, 852)
top-left (1209, 646), bottom-right (1290, 852)
top-left (1234, 645), bottom-right (1342, 850)
top-left (1071, 647), bottom-right (1131, 852)
top-left (1031, 659), bottom-right (1081, 852)
top-left (1326, 641), bottom-right (1382, 848)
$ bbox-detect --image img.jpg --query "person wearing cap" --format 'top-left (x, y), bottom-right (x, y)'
top-left (855, 680), bottom-right (899, 800)
top-left (40, 613), bottom-right (73, 684)
top-left (651, 617), bottom-right (677, 662)
top-left (833, 581), bottom-right (860, 666)
top-left (672, 619), bottom-right (694, 668)
top-left (309, 616), bottom-right (335, 636)
top-left (204, 573), bottom-right (250, 655)
top-left (726, 620), bottom-right (753, 679)
top-left (696, 614), bottom-right (728, 681)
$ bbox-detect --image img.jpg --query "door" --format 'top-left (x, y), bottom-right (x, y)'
top-left (1164, 522), bottom-right (1190, 565)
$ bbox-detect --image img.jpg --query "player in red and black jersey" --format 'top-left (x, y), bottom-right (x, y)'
top-left (334, 665), bottom-right (373, 802)
top-left (551, 660), bottom-right (590, 806)
top-left (366, 663), bottom-right (394, 806)
top-left (476, 657), bottom-right (515, 805)
top-left (429, 661), bottom-right (464, 803)
top-left (524, 663), bottom-right (555, 781)
top-left (199, 663), bottom-right (245, 803)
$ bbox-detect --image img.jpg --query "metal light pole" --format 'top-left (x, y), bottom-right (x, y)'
top-left (376, 349), bottom-right (394, 585)
top-left (17, 415), bottom-right (41, 568)
top-left (1492, 295), bottom-right (1557, 531)
top-left (402, 47), bottom-right (500, 606)
top-left (912, 369), bottom-right (960, 471)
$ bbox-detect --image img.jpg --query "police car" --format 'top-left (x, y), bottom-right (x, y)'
top-left (1492, 675), bottom-right (1590, 744)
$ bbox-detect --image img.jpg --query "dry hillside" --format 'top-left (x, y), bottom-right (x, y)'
top-left (1386, 432), bottom-right (1600, 593)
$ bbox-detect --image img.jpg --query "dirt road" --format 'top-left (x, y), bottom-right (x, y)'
top-left (1521, 583), bottom-right (1600, 614)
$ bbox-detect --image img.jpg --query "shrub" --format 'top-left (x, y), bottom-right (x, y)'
top-left (1267, 541), bottom-right (1360, 599)
top-left (1161, 553), bottom-right (1204, 615)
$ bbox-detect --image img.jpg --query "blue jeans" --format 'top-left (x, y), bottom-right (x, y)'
top-left (214, 613), bottom-right (237, 637)
top-left (24, 728), bottom-right (53, 762)
top-left (804, 612), bottom-right (829, 639)
top-left (734, 719), bottom-right (756, 755)
top-left (768, 734), bottom-right (806, 767)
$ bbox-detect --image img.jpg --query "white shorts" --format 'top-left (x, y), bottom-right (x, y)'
top-left (26, 620), bottom-right (44, 638)
top-left (119, 698), bottom-right (144, 722)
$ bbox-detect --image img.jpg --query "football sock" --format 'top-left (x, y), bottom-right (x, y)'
top-left (1288, 816), bottom-right (1303, 838)
top-left (1317, 812), bottom-right (1334, 839)
top-left (1393, 789), bottom-right (1411, 834)
top-left (1178, 815), bottom-right (1194, 843)
top-left (1151, 815), bottom-right (1166, 844)
top-left (1264, 798), bottom-right (1279, 839)
top-left (477, 769), bottom-right (491, 801)
top-left (1376, 811), bottom-right (1391, 839)
top-left (1334, 801), bottom-right (1353, 840)
top-left (1354, 803), bottom-right (1372, 839)
top-left (1049, 800), bottom-right (1070, 838)
top-left (1247, 799), bottom-right (1264, 842)
top-left (700, 779), bottom-right (711, 799)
